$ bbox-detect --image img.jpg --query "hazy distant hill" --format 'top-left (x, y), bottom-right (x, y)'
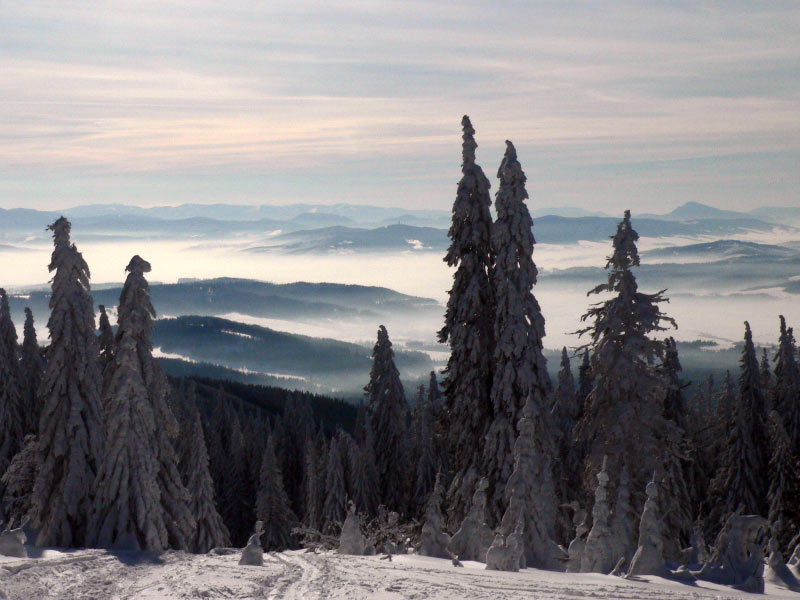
top-left (8, 277), bottom-right (441, 327)
top-left (153, 315), bottom-right (434, 395)
top-left (642, 201), bottom-right (753, 221)
top-left (749, 206), bottom-right (800, 225)
top-left (241, 215), bottom-right (792, 253)
top-left (643, 239), bottom-right (798, 261)
top-left (248, 224), bottom-right (448, 253)
top-left (1, 202), bottom-right (793, 245)
top-left (545, 240), bottom-right (800, 294)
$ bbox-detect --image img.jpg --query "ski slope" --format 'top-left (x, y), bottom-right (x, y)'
top-left (2, 549), bottom-right (799, 599)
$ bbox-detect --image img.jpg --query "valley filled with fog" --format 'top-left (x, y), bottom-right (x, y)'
top-left (3, 201), bottom-right (800, 395)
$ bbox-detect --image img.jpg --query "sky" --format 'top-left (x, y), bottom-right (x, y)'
top-left (1, 1), bottom-right (798, 213)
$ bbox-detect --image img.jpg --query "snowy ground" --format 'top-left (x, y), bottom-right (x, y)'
top-left (2, 549), bottom-right (799, 599)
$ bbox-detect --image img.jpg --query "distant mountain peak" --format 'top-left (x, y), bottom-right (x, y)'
top-left (666, 202), bottom-right (747, 220)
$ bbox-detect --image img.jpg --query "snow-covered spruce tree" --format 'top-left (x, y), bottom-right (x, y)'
top-left (686, 375), bottom-right (715, 522)
top-left (659, 441), bottom-right (693, 562)
top-left (221, 412), bottom-right (251, 545)
top-left (774, 317), bottom-right (800, 457)
top-left (438, 116), bottom-right (495, 524)
top-left (657, 338), bottom-right (693, 560)
top-left (662, 337), bottom-right (687, 428)
top-left (576, 350), bottom-right (593, 408)
top-left (115, 255), bottom-right (196, 549)
top-left (20, 307), bottom-right (44, 436)
top-left (581, 456), bottom-right (615, 573)
top-left (0, 289), bottom-right (23, 476)
top-left (1, 434), bottom-right (39, 523)
top-left (551, 347), bottom-right (580, 508)
top-left (183, 384), bottom-right (230, 553)
top-left (627, 476), bottom-right (668, 577)
top-left (609, 465), bottom-right (636, 565)
top-left (428, 371), bottom-right (441, 407)
top-left (279, 393), bottom-right (314, 518)
top-left (88, 331), bottom-right (167, 550)
top-left (322, 433), bottom-right (348, 535)
top-left (485, 140), bottom-right (550, 526)
top-left (499, 395), bottom-right (561, 570)
top-left (303, 437), bottom-right (323, 530)
top-left (366, 325), bottom-right (408, 513)
top-left (715, 370), bottom-right (736, 440)
top-left (412, 384), bottom-right (439, 516)
top-left (575, 210), bottom-right (676, 492)
top-left (710, 322), bottom-right (769, 522)
top-left (97, 304), bottom-right (115, 374)
top-left (31, 217), bottom-right (104, 548)
top-left (419, 470), bottom-right (451, 558)
top-left (205, 387), bottom-right (232, 503)
top-left (350, 419), bottom-right (379, 517)
top-left (767, 411), bottom-right (800, 554)
top-left (256, 436), bottom-right (296, 551)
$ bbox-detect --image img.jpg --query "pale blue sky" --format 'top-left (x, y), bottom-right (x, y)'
top-left (1, 1), bottom-right (798, 212)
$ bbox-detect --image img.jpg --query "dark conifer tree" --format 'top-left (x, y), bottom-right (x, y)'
top-left (575, 211), bottom-right (676, 490)
top-left (438, 116), bottom-right (495, 523)
top-left (31, 218), bottom-right (104, 548)
top-left (20, 307), bottom-right (44, 436)
top-left (366, 325), bottom-right (408, 513)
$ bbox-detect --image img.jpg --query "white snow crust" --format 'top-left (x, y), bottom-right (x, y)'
top-left (2, 548), bottom-right (799, 599)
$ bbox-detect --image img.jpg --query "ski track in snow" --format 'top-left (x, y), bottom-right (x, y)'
top-left (2, 549), bottom-right (799, 599)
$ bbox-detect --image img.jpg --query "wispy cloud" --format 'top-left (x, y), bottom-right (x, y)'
top-left (1, 1), bottom-right (798, 211)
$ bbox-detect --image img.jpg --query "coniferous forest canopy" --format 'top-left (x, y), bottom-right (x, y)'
top-left (0, 114), bottom-right (799, 599)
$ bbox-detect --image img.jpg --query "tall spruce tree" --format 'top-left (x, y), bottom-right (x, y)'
top-left (322, 434), bottom-right (347, 534)
top-left (486, 140), bottom-right (550, 526)
top-left (662, 337), bottom-right (687, 429)
top-left (31, 217), bottom-right (104, 548)
top-left (766, 411), bottom-right (800, 554)
top-left (256, 436), bottom-right (296, 551)
top-left (438, 116), bottom-right (495, 523)
top-left (0, 289), bottom-right (23, 476)
top-left (412, 385), bottom-right (438, 516)
top-left (576, 350), bottom-right (593, 409)
top-left (349, 422), bottom-right (379, 518)
top-left (20, 307), bottom-right (44, 436)
top-left (774, 316), bottom-right (800, 457)
top-left (710, 322), bottom-right (769, 522)
top-left (221, 412), bottom-right (250, 545)
top-left (551, 347), bottom-right (580, 505)
top-left (575, 210), bottom-right (676, 490)
top-left (499, 395), bottom-right (561, 569)
top-left (366, 325), bottom-right (408, 513)
top-left (303, 435), bottom-right (325, 530)
top-left (88, 331), bottom-right (167, 550)
top-left (1, 434), bottom-right (39, 523)
top-left (183, 383), bottom-right (230, 553)
top-left (115, 255), bottom-right (195, 549)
